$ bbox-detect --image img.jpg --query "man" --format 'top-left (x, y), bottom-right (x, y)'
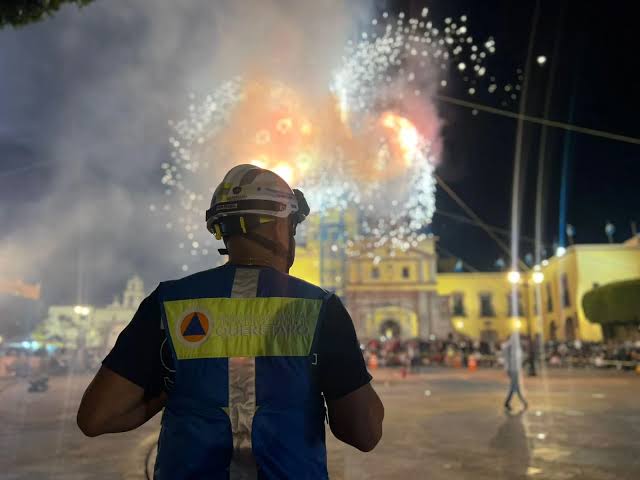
top-left (502, 332), bottom-right (528, 412)
top-left (77, 164), bottom-right (384, 479)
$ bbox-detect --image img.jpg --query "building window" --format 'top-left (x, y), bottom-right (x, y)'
top-left (452, 293), bottom-right (466, 316)
top-left (507, 291), bottom-right (524, 316)
top-left (402, 266), bottom-right (410, 279)
top-left (479, 293), bottom-right (495, 317)
top-left (372, 267), bottom-right (380, 279)
top-left (546, 283), bottom-right (553, 312)
top-left (549, 320), bottom-right (558, 341)
top-left (561, 274), bottom-right (571, 307)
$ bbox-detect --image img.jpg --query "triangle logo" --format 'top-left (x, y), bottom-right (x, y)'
top-left (183, 313), bottom-right (206, 336)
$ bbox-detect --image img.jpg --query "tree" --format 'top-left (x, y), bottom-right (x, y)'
top-left (582, 278), bottom-right (640, 339)
top-left (0, 0), bottom-right (94, 29)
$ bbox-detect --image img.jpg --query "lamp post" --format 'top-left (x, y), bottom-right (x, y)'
top-left (73, 305), bottom-right (91, 372)
top-left (531, 269), bottom-right (545, 376)
top-left (605, 222), bottom-right (616, 244)
top-left (508, 270), bottom-right (540, 376)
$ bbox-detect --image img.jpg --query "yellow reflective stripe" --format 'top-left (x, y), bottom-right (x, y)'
top-left (240, 216), bottom-right (247, 233)
top-left (214, 224), bottom-right (222, 240)
top-left (164, 297), bottom-right (321, 359)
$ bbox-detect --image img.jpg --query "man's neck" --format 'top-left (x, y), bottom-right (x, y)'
top-left (228, 253), bottom-right (288, 273)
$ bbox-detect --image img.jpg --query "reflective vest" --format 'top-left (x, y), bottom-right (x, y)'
top-left (154, 265), bottom-right (330, 480)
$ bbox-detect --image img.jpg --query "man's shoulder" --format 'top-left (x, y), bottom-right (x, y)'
top-left (158, 265), bottom-right (234, 299)
top-left (161, 265), bottom-right (228, 286)
top-left (278, 271), bottom-right (331, 300)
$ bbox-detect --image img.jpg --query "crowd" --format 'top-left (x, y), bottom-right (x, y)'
top-left (361, 335), bottom-right (640, 371)
top-left (2, 336), bottom-right (639, 380)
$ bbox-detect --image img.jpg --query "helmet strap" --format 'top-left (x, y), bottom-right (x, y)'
top-left (214, 215), bottom-right (297, 268)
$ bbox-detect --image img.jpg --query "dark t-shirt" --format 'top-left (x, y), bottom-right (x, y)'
top-left (103, 286), bottom-right (371, 401)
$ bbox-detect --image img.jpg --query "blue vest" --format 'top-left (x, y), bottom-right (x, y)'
top-left (155, 265), bottom-right (330, 479)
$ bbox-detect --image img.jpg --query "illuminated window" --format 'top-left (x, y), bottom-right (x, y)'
top-left (402, 266), bottom-right (410, 278)
top-left (479, 293), bottom-right (495, 317)
top-left (507, 291), bottom-right (524, 316)
top-left (452, 293), bottom-right (466, 316)
top-left (546, 283), bottom-right (553, 312)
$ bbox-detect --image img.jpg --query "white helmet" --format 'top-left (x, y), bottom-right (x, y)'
top-left (205, 164), bottom-right (309, 246)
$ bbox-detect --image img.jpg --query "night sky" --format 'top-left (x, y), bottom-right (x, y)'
top-left (399, 0), bottom-right (640, 270)
top-left (1, 0), bottom-right (638, 310)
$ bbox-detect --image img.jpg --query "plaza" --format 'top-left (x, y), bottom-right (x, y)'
top-left (2, 368), bottom-right (638, 479)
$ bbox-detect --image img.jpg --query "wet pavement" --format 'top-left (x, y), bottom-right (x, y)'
top-left (1, 368), bottom-right (639, 479)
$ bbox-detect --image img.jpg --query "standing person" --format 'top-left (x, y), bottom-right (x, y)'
top-left (76, 165), bottom-right (384, 479)
top-left (502, 332), bottom-right (528, 411)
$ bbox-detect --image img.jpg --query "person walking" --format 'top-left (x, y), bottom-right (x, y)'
top-left (77, 164), bottom-right (384, 479)
top-left (502, 332), bottom-right (528, 411)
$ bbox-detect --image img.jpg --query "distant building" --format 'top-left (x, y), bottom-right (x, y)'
top-left (531, 243), bottom-right (640, 342)
top-left (37, 276), bottom-right (145, 353)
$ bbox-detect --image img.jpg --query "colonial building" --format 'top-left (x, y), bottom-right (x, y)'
top-left (36, 276), bottom-right (145, 353)
top-left (527, 241), bottom-right (640, 342)
top-left (291, 212), bottom-right (453, 341)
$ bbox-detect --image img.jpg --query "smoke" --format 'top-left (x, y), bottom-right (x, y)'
top-left (0, 0), bottom-right (373, 311)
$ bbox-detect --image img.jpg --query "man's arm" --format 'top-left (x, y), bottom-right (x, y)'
top-left (77, 288), bottom-right (167, 437)
top-left (327, 382), bottom-right (384, 452)
top-left (77, 366), bottom-right (166, 437)
top-left (317, 294), bottom-right (384, 452)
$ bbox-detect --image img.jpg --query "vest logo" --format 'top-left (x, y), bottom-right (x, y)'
top-left (177, 310), bottom-right (211, 346)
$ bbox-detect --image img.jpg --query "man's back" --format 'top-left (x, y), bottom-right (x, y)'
top-left (156, 264), bottom-right (330, 478)
top-left (78, 165), bottom-right (383, 479)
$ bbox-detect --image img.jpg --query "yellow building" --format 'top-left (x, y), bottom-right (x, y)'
top-left (529, 242), bottom-right (640, 342)
top-left (291, 207), bottom-right (640, 343)
top-left (438, 241), bottom-right (640, 343)
top-left (437, 272), bottom-right (529, 343)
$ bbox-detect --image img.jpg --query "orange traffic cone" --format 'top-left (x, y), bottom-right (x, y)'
top-left (468, 356), bottom-right (477, 372)
top-left (368, 353), bottom-right (378, 370)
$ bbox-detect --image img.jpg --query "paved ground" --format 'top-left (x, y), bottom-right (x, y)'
top-left (1, 368), bottom-right (639, 479)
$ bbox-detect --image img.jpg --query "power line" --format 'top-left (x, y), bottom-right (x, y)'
top-left (435, 94), bottom-right (640, 146)
top-left (434, 173), bottom-right (528, 271)
top-left (435, 208), bottom-right (540, 245)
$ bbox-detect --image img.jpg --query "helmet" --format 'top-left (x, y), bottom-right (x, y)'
top-left (205, 164), bottom-right (309, 256)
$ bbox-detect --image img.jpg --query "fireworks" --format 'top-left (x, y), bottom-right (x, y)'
top-left (159, 6), bottom-right (521, 271)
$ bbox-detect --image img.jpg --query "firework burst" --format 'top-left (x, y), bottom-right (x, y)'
top-left (158, 6), bottom-right (520, 271)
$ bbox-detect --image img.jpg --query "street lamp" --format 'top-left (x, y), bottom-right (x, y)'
top-left (605, 221), bottom-right (616, 243)
top-left (74, 305), bottom-right (91, 316)
top-left (532, 270), bottom-right (544, 285)
top-left (507, 270), bottom-right (521, 284)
